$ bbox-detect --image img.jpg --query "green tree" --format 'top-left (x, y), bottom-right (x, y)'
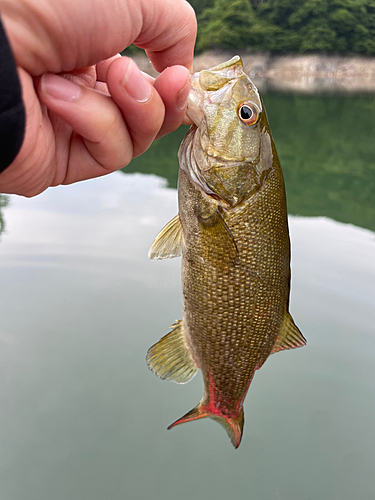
top-left (248, 21), bottom-right (302, 51)
top-left (196, 0), bottom-right (257, 52)
top-left (258, 0), bottom-right (305, 29)
top-left (188, 0), bottom-right (214, 16)
top-left (299, 19), bottom-right (337, 51)
top-left (194, 0), bottom-right (375, 55)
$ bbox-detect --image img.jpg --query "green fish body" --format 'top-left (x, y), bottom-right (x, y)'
top-left (147, 56), bottom-right (306, 448)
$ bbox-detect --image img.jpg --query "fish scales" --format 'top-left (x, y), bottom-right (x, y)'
top-left (147, 56), bottom-right (306, 448)
top-left (179, 148), bottom-right (288, 401)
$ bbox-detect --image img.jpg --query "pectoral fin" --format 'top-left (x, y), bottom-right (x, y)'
top-left (198, 209), bottom-right (239, 264)
top-left (146, 320), bottom-right (198, 384)
top-left (148, 214), bottom-right (183, 260)
top-left (272, 313), bottom-right (307, 354)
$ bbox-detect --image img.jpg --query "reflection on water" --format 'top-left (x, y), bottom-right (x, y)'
top-left (126, 92), bottom-right (375, 232)
top-left (0, 194), bottom-right (9, 236)
top-left (0, 173), bottom-right (374, 500)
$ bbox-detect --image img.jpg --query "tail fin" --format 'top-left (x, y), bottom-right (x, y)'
top-left (167, 403), bottom-right (245, 449)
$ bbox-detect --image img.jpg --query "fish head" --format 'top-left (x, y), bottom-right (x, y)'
top-left (183, 56), bottom-right (274, 207)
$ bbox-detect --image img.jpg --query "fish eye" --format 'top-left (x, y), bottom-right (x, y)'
top-left (238, 102), bottom-right (259, 126)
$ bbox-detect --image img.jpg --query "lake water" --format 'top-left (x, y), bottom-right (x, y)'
top-left (0, 92), bottom-right (374, 500)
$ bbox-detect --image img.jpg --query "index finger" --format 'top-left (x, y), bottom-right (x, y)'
top-left (2, 0), bottom-right (196, 76)
top-left (134, 0), bottom-right (197, 72)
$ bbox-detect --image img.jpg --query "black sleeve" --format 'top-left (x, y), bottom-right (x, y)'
top-left (0, 16), bottom-right (25, 174)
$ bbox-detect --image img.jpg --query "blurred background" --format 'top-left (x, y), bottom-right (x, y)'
top-left (189, 0), bottom-right (375, 55)
top-left (1, 2), bottom-right (375, 499)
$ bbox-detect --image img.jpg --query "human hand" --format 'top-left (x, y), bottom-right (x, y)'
top-left (0, 0), bottom-right (196, 196)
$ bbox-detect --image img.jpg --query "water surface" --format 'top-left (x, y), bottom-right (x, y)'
top-left (127, 92), bottom-right (375, 232)
top-left (0, 172), bottom-right (374, 500)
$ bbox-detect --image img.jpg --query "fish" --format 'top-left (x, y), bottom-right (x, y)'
top-left (146, 56), bottom-right (306, 448)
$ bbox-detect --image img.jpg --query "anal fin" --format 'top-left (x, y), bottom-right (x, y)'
top-left (272, 312), bottom-right (307, 354)
top-left (146, 320), bottom-right (198, 384)
top-left (148, 214), bottom-right (183, 260)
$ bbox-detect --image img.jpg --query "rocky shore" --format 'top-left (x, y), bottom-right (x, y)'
top-left (133, 50), bottom-right (375, 93)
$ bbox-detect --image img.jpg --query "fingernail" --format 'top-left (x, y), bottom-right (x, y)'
top-left (176, 76), bottom-right (191, 111)
top-left (41, 73), bottom-right (82, 102)
top-left (122, 59), bottom-right (151, 102)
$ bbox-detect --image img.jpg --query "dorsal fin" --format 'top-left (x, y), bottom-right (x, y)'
top-left (146, 321), bottom-right (198, 384)
top-left (148, 214), bottom-right (183, 260)
top-left (272, 313), bottom-right (307, 354)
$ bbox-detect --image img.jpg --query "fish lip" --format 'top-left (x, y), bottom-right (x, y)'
top-left (186, 75), bottom-right (204, 127)
top-left (186, 105), bottom-right (201, 126)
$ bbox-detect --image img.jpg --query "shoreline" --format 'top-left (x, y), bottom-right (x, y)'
top-left (133, 50), bottom-right (375, 93)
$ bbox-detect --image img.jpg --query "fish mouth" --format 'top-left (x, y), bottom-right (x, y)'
top-left (186, 56), bottom-right (244, 127)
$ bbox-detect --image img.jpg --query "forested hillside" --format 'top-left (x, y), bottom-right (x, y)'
top-left (188, 0), bottom-right (375, 54)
